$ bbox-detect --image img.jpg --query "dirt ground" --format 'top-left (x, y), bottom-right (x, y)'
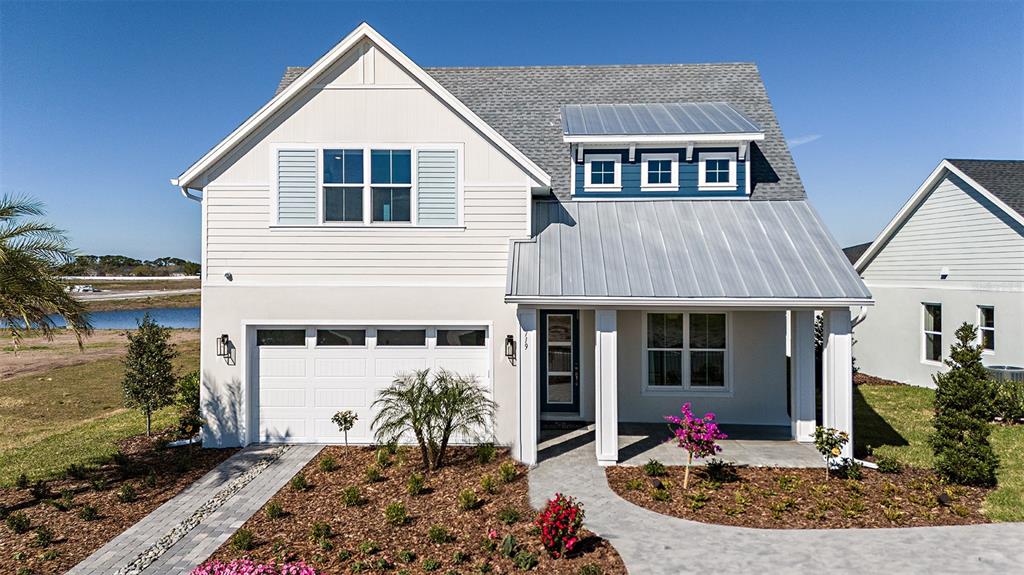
top-left (1, 329), bottom-right (200, 380)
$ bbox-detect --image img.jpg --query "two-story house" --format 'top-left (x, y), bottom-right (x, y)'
top-left (172, 24), bottom-right (871, 465)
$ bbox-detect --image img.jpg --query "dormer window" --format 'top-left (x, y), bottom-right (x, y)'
top-left (641, 153), bottom-right (679, 191)
top-left (584, 154), bottom-right (622, 191)
top-left (698, 152), bottom-right (737, 191)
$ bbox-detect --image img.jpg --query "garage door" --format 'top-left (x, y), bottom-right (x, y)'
top-left (252, 325), bottom-right (491, 443)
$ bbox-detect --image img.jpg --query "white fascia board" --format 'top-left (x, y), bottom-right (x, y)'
top-left (503, 296), bottom-right (874, 308)
top-left (173, 23), bottom-right (551, 190)
top-left (854, 159), bottom-right (1024, 273)
top-left (562, 133), bottom-right (765, 145)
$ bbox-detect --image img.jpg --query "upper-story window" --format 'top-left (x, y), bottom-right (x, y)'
top-left (698, 152), bottom-right (737, 191)
top-left (323, 149), bottom-right (364, 222)
top-left (641, 153), bottom-right (679, 191)
top-left (583, 154), bottom-right (622, 191)
top-left (371, 149), bottom-right (412, 223)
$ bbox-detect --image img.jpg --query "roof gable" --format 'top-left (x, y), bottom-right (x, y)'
top-left (173, 23), bottom-right (550, 190)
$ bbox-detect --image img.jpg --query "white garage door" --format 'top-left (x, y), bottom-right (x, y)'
top-left (252, 325), bottom-right (491, 443)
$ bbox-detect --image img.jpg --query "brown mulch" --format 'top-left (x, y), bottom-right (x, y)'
top-left (0, 431), bottom-right (237, 575)
top-left (208, 446), bottom-right (626, 574)
top-left (607, 464), bottom-right (991, 529)
top-left (854, 372), bottom-right (904, 386)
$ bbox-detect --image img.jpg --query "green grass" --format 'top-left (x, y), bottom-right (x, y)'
top-left (855, 383), bottom-right (1024, 522)
top-left (0, 337), bottom-right (198, 486)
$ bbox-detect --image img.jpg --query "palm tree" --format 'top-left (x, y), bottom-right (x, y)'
top-left (0, 194), bottom-right (91, 348)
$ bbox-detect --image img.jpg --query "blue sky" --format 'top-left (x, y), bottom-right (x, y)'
top-left (1, 1), bottom-right (1021, 261)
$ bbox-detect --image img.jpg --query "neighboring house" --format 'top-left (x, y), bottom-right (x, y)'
top-left (171, 24), bottom-right (870, 465)
top-left (853, 159), bottom-right (1024, 388)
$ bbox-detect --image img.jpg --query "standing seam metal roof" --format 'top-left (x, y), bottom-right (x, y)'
top-left (560, 102), bottom-right (761, 136)
top-left (507, 200), bottom-right (871, 300)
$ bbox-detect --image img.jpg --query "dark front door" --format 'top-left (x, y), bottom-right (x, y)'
top-left (540, 310), bottom-right (580, 414)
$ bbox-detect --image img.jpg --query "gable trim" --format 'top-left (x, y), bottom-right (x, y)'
top-left (854, 159), bottom-right (1024, 273)
top-left (171, 23), bottom-right (551, 191)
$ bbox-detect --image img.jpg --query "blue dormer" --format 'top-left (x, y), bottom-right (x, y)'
top-left (561, 103), bottom-right (764, 198)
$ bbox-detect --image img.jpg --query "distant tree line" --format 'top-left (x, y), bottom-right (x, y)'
top-left (60, 254), bottom-right (201, 277)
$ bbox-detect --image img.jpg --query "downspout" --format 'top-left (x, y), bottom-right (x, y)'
top-left (180, 186), bottom-right (202, 203)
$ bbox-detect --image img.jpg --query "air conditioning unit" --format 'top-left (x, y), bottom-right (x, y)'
top-left (986, 365), bottom-right (1024, 384)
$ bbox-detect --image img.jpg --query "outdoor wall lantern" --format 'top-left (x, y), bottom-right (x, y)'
top-left (504, 334), bottom-right (516, 365)
top-left (216, 334), bottom-right (231, 357)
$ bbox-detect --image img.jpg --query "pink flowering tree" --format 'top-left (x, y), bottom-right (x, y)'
top-left (665, 402), bottom-right (728, 489)
top-left (190, 559), bottom-right (318, 575)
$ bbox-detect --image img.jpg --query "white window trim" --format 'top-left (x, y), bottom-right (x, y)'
top-left (698, 151), bottom-right (738, 191)
top-left (270, 142), bottom-right (464, 229)
top-left (978, 305), bottom-right (995, 354)
top-left (583, 154), bottom-right (622, 192)
top-left (641, 312), bottom-right (733, 396)
top-left (921, 302), bottom-right (943, 365)
top-left (640, 152), bottom-right (679, 191)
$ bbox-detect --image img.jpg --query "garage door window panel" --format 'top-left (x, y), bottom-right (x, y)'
top-left (437, 329), bottom-right (487, 347)
top-left (377, 329), bottom-right (427, 347)
top-left (316, 329), bottom-right (367, 347)
top-left (257, 329), bottom-right (306, 347)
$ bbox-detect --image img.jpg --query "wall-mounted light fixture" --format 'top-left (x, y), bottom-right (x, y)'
top-left (216, 334), bottom-right (231, 357)
top-left (504, 334), bottom-right (516, 365)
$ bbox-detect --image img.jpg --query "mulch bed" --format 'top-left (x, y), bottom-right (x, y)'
top-left (0, 430), bottom-right (237, 575)
top-left (207, 446), bottom-right (626, 574)
top-left (854, 372), bottom-right (904, 386)
top-left (607, 464), bottom-right (992, 529)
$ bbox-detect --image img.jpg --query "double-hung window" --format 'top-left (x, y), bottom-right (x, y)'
top-left (698, 152), bottom-right (737, 191)
top-left (583, 154), bottom-right (622, 191)
top-left (323, 149), bottom-right (364, 222)
top-left (370, 149), bottom-right (412, 223)
top-left (923, 303), bottom-right (942, 363)
top-left (641, 153), bottom-right (679, 191)
top-left (645, 312), bottom-right (728, 391)
top-left (978, 306), bottom-right (995, 352)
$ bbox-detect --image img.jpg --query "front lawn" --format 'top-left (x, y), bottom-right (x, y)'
top-left (0, 332), bottom-right (199, 485)
top-left (207, 446), bottom-right (626, 574)
top-left (855, 379), bottom-right (1024, 522)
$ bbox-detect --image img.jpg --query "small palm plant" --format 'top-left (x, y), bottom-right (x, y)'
top-left (371, 369), bottom-right (495, 471)
top-left (0, 194), bottom-right (91, 348)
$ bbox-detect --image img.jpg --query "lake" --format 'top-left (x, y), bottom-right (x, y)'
top-left (54, 307), bottom-right (200, 329)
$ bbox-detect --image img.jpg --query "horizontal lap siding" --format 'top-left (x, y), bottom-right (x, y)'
top-left (862, 175), bottom-right (1024, 283)
top-left (573, 147), bottom-right (745, 196)
top-left (205, 187), bottom-right (524, 284)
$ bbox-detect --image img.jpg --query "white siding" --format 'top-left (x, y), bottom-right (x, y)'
top-left (861, 174), bottom-right (1024, 285)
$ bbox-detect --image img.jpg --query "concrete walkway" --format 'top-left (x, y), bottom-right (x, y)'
top-left (529, 431), bottom-right (1024, 574)
top-left (69, 444), bottom-right (321, 575)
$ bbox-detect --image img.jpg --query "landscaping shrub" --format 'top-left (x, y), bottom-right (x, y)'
top-left (372, 369), bottom-right (496, 470)
top-left (535, 493), bottom-right (585, 558)
top-left (513, 551), bottom-right (539, 571)
top-left (331, 410), bottom-right (358, 446)
top-left (375, 448), bottom-right (392, 468)
top-left (90, 477), bottom-right (108, 491)
top-left (358, 540), bottom-right (380, 555)
top-left (122, 314), bottom-right (177, 436)
top-left (6, 511), bottom-right (31, 533)
top-left (876, 456), bottom-right (902, 474)
top-left (34, 526), bottom-right (54, 548)
top-left (65, 463), bottom-right (87, 480)
top-left (364, 465), bottom-right (383, 483)
top-left (230, 528), bottom-right (255, 551)
top-left (931, 323), bottom-right (999, 486)
top-left (994, 378), bottom-right (1024, 422)
top-left (476, 442), bottom-right (497, 464)
top-left (117, 484), bottom-right (138, 503)
top-left (15, 473), bottom-right (29, 489)
top-left (652, 488), bottom-right (671, 502)
top-left (480, 473), bottom-right (497, 494)
top-left (385, 501), bottom-right (409, 526)
top-left (190, 559), bottom-right (318, 575)
top-left (428, 525), bottom-right (454, 544)
top-left (319, 455), bottom-right (337, 473)
top-left (452, 550), bottom-right (468, 564)
top-left (459, 488), bottom-right (480, 511)
top-left (175, 370), bottom-right (204, 436)
top-left (499, 533), bottom-right (518, 557)
top-left (642, 459), bottom-right (666, 477)
top-left (397, 550), bottom-right (416, 563)
top-left (29, 480), bottom-right (49, 500)
top-left (837, 458), bottom-right (863, 480)
top-left (309, 521), bottom-right (333, 542)
top-left (265, 500), bottom-right (284, 519)
top-left (624, 478), bottom-right (643, 491)
top-left (705, 458), bottom-right (738, 482)
top-left (342, 486), bottom-right (365, 507)
top-left (497, 507), bottom-right (521, 525)
top-left (290, 473), bottom-right (310, 491)
top-left (579, 565), bottom-right (602, 575)
top-left (498, 461), bottom-right (517, 483)
top-left (421, 558), bottom-right (441, 572)
top-left (79, 504), bottom-right (99, 521)
top-left (665, 402), bottom-right (728, 489)
top-left (813, 426), bottom-right (850, 480)
top-left (407, 472), bottom-right (426, 496)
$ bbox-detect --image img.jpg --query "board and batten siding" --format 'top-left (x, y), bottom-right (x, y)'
top-left (203, 184), bottom-right (527, 285)
top-left (861, 174), bottom-right (1024, 285)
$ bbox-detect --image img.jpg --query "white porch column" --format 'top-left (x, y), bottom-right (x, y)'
top-left (594, 309), bottom-right (618, 466)
top-left (823, 308), bottom-right (854, 458)
top-left (515, 308), bottom-right (538, 466)
top-left (790, 310), bottom-right (816, 443)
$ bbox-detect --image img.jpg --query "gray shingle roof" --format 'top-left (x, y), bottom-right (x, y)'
top-left (560, 102), bottom-right (761, 136)
top-left (277, 63), bottom-right (804, 201)
top-left (507, 200), bottom-right (871, 301)
top-left (947, 159), bottom-right (1024, 217)
top-left (842, 242), bottom-right (872, 265)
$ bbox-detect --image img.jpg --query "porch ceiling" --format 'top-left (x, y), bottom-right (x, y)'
top-left (507, 199), bottom-right (871, 303)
